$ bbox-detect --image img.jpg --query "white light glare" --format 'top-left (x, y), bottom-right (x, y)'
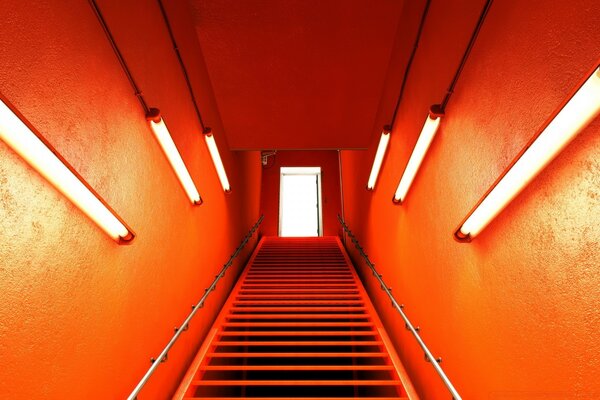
top-left (367, 127), bottom-right (391, 190)
top-left (147, 109), bottom-right (202, 205)
top-left (457, 67), bottom-right (600, 241)
top-left (204, 129), bottom-right (231, 193)
top-left (393, 106), bottom-right (443, 203)
top-left (0, 98), bottom-right (133, 242)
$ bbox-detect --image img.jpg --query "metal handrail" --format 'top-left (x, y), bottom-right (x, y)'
top-left (127, 215), bottom-right (264, 400)
top-left (338, 215), bottom-right (461, 400)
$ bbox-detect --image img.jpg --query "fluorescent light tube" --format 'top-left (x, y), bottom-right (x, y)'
top-left (0, 97), bottom-right (134, 243)
top-left (393, 105), bottom-right (443, 204)
top-left (147, 109), bottom-right (202, 205)
top-left (203, 128), bottom-right (231, 193)
top-left (456, 66), bottom-right (600, 241)
top-left (367, 126), bottom-right (391, 190)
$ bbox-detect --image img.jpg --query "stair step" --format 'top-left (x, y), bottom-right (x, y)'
top-left (226, 314), bottom-right (369, 320)
top-left (222, 322), bottom-right (374, 327)
top-left (217, 331), bottom-right (377, 336)
top-left (192, 380), bottom-right (404, 386)
top-left (199, 365), bottom-right (395, 371)
top-left (232, 300), bottom-right (364, 305)
top-left (206, 352), bottom-right (390, 358)
top-left (184, 397), bottom-right (408, 400)
top-left (213, 341), bottom-right (383, 346)
top-left (236, 293), bottom-right (360, 299)
top-left (239, 288), bottom-right (360, 292)
top-left (230, 307), bottom-right (367, 312)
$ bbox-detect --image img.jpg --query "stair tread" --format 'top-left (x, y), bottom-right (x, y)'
top-left (232, 301), bottom-right (364, 305)
top-left (199, 365), bottom-right (395, 371)
top-left (222, 322), bottom-right (374, 327)
top-left (226, 314), bottom-right (369, 319)
top-left (206, 352), bottom-right (389, 357)
top-left (230, 307), bottom-right (367, 311)
top-left (192, 379), bottom-right (404, 386)
top-left (217, 330), bottom-right (377, 336)
top-left (184, 397), bottom-right (408, 400)
top-left (213, 340), bottom-right (383, 346)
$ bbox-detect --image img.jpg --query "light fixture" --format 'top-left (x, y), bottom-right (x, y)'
top-left (455, 66), bottom-right (600, 242)
top-left (366, 126), bottom-right (391, 190)
top-left (146, 108), bottom-right (202, 205)
top-left (0, 97), bottom-right (134, 243)
top-left (203, 128), bottom-right (231, 193)
top-left (393, 105), bottom-right (444, 204)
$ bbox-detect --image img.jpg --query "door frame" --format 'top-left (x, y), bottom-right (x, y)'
top-left (278, 166), bottom-right (323, 237)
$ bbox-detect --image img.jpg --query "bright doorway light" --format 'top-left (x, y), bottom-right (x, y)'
top-left (279, 167), bottom-right (322, 237)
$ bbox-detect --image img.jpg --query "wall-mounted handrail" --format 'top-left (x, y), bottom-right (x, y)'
top-left (127, 215), bottom-right (264, 400)
top-left (337, 215), bottom-right (461, 400)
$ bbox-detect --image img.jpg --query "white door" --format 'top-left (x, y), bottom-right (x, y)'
top-left (279, 167), bottom-right (322, 237)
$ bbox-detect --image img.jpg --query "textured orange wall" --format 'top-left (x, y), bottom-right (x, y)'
top-left (260, 151), bottom-right (342, 237)
top-left (0, 1), bottom-right (261, 399)
top-left (341, 0), bottom-right (600, 398)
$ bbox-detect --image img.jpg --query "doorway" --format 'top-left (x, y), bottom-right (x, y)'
top-left (279, 167), bottom-right (323, 237)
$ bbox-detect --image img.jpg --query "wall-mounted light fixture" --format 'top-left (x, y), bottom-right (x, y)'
top-left (455, 66), bottom-right (600, 241)
top-left (0, 97), bottom-right (134, 243)
top-left (392, 0), bottom-right (493, 205)
top-left (393, 106), bottom-right (443, 203)
top-left (147, 108), bottom-right (202, 205)
top-left (157, 0), bottom-right (232, 194)
top-left (90, 0), bottom-right (203, 207)
top-left (367, 126), bottom-right (391, 190)
top-left (203, 128), bottom-right (231, 193)
top-left (365, 0), bottom-right (433, 195)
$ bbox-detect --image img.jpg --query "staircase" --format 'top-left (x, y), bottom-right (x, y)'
top-left (173, 236), bottom-right (417, 399)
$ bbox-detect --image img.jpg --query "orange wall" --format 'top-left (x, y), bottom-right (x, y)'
top-left (260, 151), bottom-right (343, 237)
top-left (341, 0), bottom-right (600, 399)
top-left (0, 1), bottom-right (261, 399)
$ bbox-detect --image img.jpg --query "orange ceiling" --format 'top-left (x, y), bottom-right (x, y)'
top-left (189, 0), bottom-right (404, 150)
